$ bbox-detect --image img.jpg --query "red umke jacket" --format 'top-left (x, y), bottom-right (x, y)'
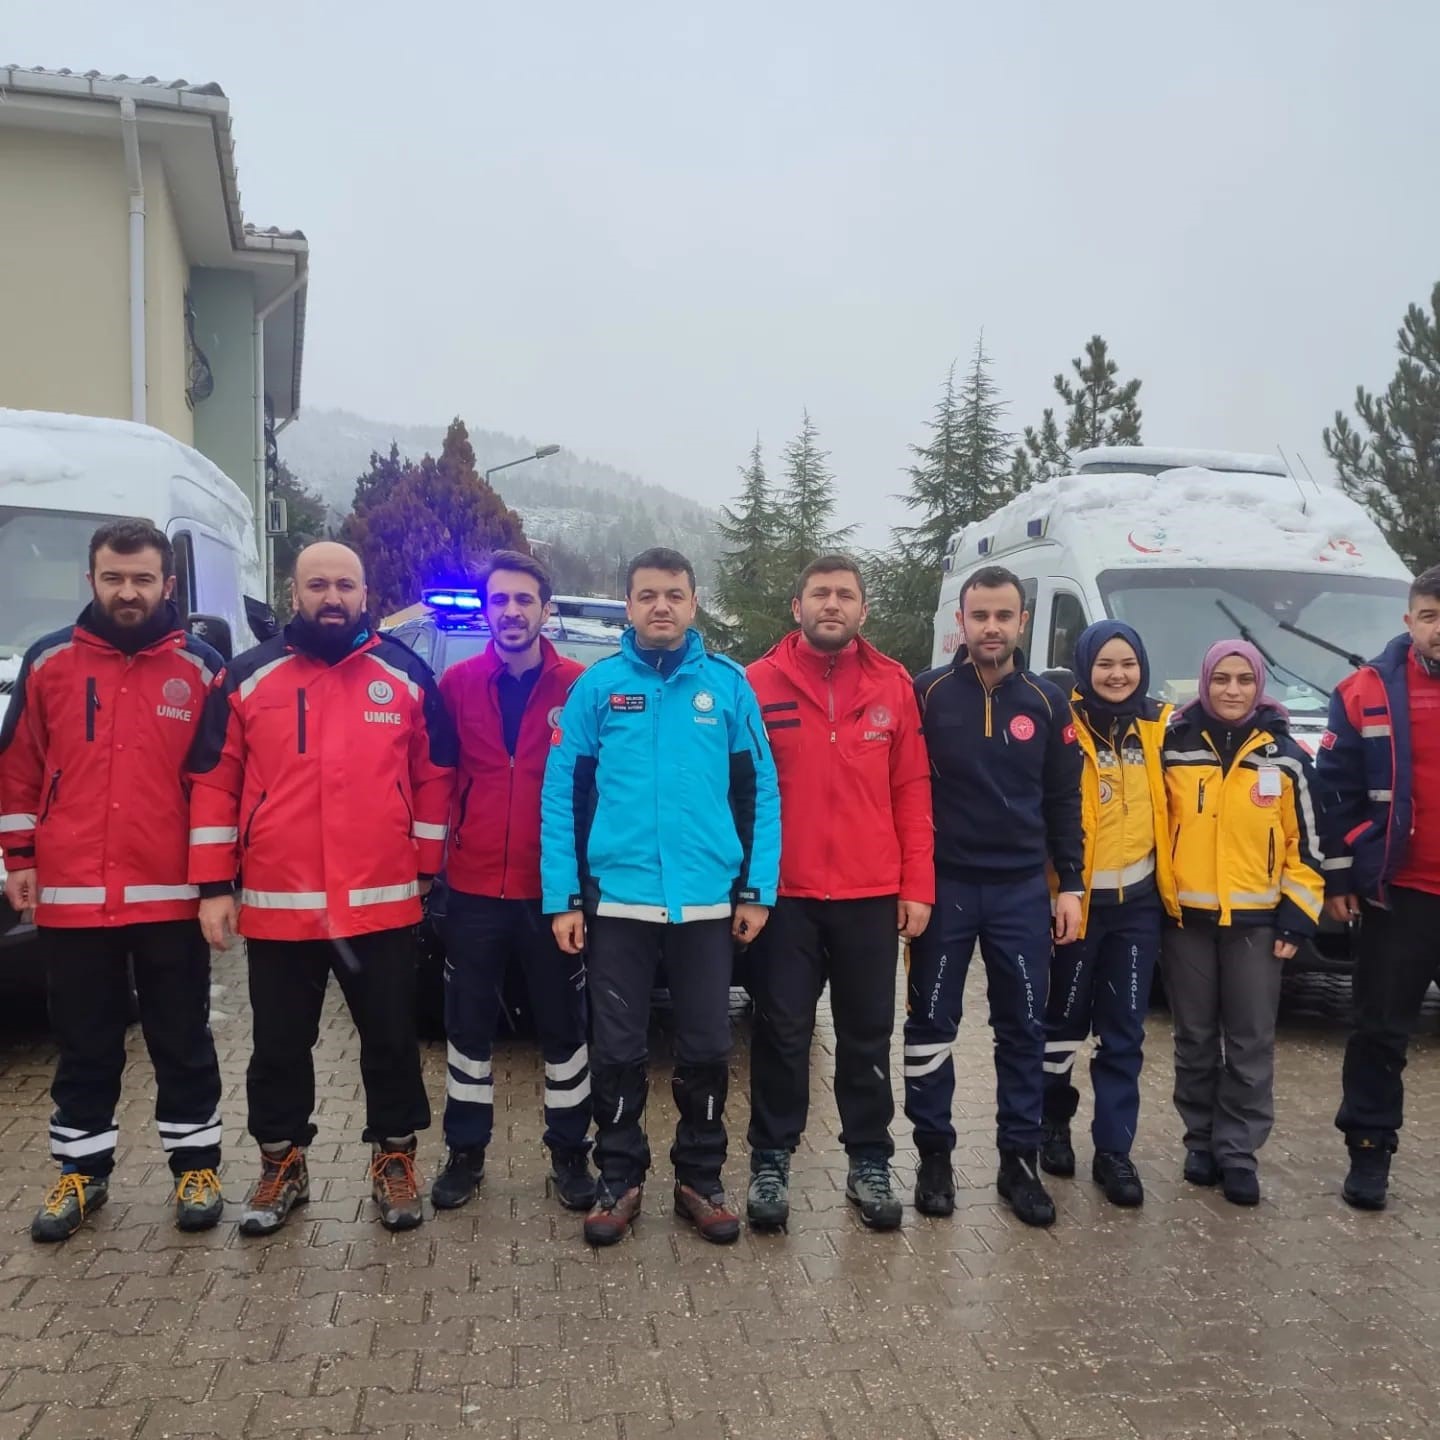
top-left (0, 608), bottom-right (224, 928)
top-left (440, 637), bottom-right (582, 900)
top-left (187, 626), bottom-right (455, 941)
top-left (747, 631), bottom-right (934, 904)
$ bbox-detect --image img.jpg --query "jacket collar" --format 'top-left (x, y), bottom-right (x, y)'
top-left (73, 601), bottom-right (184, 658)
top-left (620, 625), bottom-right (704, 675)
top-left (952, 644), bottom-right (1029, 688)
top-left (476, 633), bottom-right (566, 682)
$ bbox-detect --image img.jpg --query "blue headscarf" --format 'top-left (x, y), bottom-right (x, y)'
top-left (1073, 619), bottom-right (1150, 727)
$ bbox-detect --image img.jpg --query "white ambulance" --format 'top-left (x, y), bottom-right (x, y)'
top-left (930, 446), bottom-right (1414, 753)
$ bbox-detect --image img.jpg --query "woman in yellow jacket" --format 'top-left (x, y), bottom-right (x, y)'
top-left (1161, 639), bottom-right (1324, 1206)
top-left (1041, 621), bottom-right (1176, 1208)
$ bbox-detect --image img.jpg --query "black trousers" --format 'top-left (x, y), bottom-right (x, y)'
top-left (45, 921), bottom-right (222, 1177)
top-left (586, 915), bottom-right (734, 1194)
top-left (1336, 886), bottom-right (1440, 1152)
top-left (746, 895), bottom-right (898, 1161)
top-left (246, 928), bottom-right (430, 1148)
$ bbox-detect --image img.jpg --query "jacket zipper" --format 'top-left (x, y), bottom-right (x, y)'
top-left (40, 770), bottom-right (61, 822)
top-left (243, 790), bottom-right (268, 849)
top-left (824, 659), bottom-right (837, 899)
top-left (453, 778), bottom-right (473, 851)
top-left (500, 757), bottom-right (515, 898)
top-left (297, 689), bottom-right (307, 754)
top-left (1197, 779), bottom-right (1206, 814)
top-left (1267, 829), bottom-right (1276, 880)
top-left (396, 780), bottom-right (414, 837)
top-left (85, 678), bottom-right (99, 742)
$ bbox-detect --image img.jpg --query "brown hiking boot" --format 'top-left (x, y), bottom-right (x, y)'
top-left (370, 1140), bottom-right (424, 1231)
top-left (674, 1183), bottom-right (741, 1244)
top-left (239, 1147), bottom-right (309, 1236)
top-left (583, 1184), bottom-right (643, 1246)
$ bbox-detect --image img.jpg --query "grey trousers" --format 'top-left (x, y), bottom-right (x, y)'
top-left (1160, 924), bottom-right (1283, 1172)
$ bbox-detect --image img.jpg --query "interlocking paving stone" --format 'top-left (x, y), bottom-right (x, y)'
top-left (2, 952), bottom-right (1440, 1438)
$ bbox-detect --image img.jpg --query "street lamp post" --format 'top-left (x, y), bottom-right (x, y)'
top-left (485, 444), bottom-right (560, 487)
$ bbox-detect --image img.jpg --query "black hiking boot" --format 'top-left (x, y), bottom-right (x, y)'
top-left (914, 1151), bottom-right (956, 1217)
top-left (430, 1148), bottom-right (486, 1210)
top-left (1342, 1144), bottom-right (1391, 1211)
top-left (1092, 1151), bottom-right (1144, 1208)
top-left (746, 1150), bottom-right (791, 1230)
top-left (997, 1150), bottom-right (1056, 1228)
top-left (1040, 1121), bottom-right (1076, 1178)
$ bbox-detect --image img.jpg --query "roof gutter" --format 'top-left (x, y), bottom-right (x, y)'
top-left (254, 261), bottom-right (309, 601)
top-left (119, 98), bottom-right (146, 424)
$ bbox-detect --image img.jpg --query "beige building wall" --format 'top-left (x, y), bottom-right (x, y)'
top-left (0, 131), bottom-right (192, 443)
top-left (0, 130), bottom-right (130, 419)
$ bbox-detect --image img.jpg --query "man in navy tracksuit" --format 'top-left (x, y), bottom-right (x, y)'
top-left (905, 564), bottom-right (1084, 1227)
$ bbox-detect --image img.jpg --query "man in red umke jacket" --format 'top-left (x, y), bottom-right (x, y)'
top-left (189, 542), bottom-right (455, 1236)
top-left (744, 555), bottom-right (934, 1231)
top-left (0, 520), bottom-right (226, 1243)
top-left (430, 552), bottom-right (595, 1214)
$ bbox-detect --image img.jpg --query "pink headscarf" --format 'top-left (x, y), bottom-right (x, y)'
top-left (1198, 638), bottom-right (1271, 728)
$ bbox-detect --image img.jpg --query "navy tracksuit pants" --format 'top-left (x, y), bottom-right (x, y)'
top-left (903, 871), bottom-right (1053, 1155)
top-left (1042, 895), bottom-right (1160, 1155)
top-left (440, 891), bottom-right (591, 1156)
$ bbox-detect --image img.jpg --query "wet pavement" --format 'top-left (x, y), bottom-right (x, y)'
top-left (2, 947), bottom-right (1439, 1440)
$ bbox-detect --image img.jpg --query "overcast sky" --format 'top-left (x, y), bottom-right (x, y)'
top-left (11, 1), bottom-right (1440, 540)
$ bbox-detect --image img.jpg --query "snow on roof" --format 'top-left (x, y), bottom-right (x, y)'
top-left (1073, 445), bottom-right (1290, 477)
top-left (964, 464), bottom-right (1408, 579)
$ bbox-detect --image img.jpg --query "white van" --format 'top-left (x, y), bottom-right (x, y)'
top-left (930, 446), bottom-right (1414, 752)
top-left (0, 408), bottom-right (275, 958)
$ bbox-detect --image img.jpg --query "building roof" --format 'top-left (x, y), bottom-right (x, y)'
top-left (0, 64), bottom-right (309, 420)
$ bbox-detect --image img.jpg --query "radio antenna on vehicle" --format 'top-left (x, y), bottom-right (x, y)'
top-left (1294, 451), bottom-right (1323, 492)
top-left (1276, 445), bottom-right (1309, 515)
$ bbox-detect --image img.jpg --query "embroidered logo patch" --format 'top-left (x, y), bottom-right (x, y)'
top-left (162, 677), bottom-right (191, 707)
top-left (692, 690), bottom-right (716, 713)
top-left (367, 680), bottom-right (394, 706)
top-left (609, 694), bottom-right (646, 713)
top-left (1062, 722), bottom-right (1077, 744)
top-left (1250, 782), bottom-right (1278, 808)
top-left (548, 706), bottom-right (564, 729)
top-left (551, 727), bottom-right (563, 746)
top-left (1099, 779), bottom-right (1115, 805)
top-left (869, 704), bottom-right (892, 728)
top-left (1320, 730), bottom-right (1337, 750)
top-left (1010, 714), bottom-right (1036, 742)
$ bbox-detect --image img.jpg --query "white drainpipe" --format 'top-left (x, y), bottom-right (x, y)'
top-left (253, 264), bottom-right (308, 600)
top-left (120, 99), bottom-right (146, 424)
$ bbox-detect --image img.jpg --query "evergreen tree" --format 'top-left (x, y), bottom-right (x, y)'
top-left (1324, 282), bottom-right (1440, 571)
top-left (775, 410), bottom-right (855, 575)
top-left (270, 460), bottom-right (330, 608)
top-left (1055, 334), bottom-right (1143, 451)
top-left (340, 418), bottom-right (529, 617)
top-left (1011, 407), bottom-right (1071, 486)
top-left (861, 542), bottom-right (937, 676)
top-left (713, 437), bottom-right (788, 659)
top-left (898, 342), bottom-right (1014, 567)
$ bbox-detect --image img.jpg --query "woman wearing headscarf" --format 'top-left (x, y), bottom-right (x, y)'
top-left (1040, 621), bottom-right (1175, 1207)
top-left (1160, 639), bottom-right (1325, 1205)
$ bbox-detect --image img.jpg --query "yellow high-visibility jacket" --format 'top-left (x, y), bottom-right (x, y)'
top-left (1162, 704), bottom-right (1325, 936)
top-left (1073, 697), bottom-right (1178, 936)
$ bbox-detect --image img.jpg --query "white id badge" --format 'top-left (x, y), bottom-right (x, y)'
top-left (1258, 766), bottom-right (1283, 798)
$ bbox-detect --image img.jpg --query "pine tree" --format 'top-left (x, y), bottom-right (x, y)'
top-left (339, 418), bottom-right (530, 616)
top-left (713, 437), bottom-right (788, 659)
top-left (1324, 282), bottom-right (1440, 571)
top-left (1012, 407), bottom-right (1071, 486)
top-left (862, 541), bottom-right (938, 675)
top-left (1055, 335), bottom-right (1143, 452)
top-left (898, 342), bottom-right (1014, 567)
top-left (270, 460), bottom-right (330, 607)
top-left (775, 411), bottom-right (855, 577)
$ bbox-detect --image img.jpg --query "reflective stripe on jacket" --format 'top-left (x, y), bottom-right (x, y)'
top-left (1162, 704), bottom-right (1324, 936)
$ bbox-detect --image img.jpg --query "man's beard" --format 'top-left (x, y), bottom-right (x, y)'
top-left (291, 608), bottom-right (367, 662)
top-left (89, 597), bottom-right (174, 654)
top-left (802, 620), bottom-right (857, 653)
top-left (493, 620), bottom-right (541, 652)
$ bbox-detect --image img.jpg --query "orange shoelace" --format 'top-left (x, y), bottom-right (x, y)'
top-left (175, 1169), bottom-right (222, 1207)
top-left (42, 1173), bottom-right (93, 1217)
top-left (250, 1149), bottom-right (302, 1209)
top-left (369, 1148), bottom-right (420, 1205)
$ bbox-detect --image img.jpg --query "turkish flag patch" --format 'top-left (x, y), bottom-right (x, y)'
top-left (1062, 723), bottom-right (1077, 745)
top-left (1320, 730), bottom-right (1337, 750)
top-left (550, 727), bottom-right (563, 746)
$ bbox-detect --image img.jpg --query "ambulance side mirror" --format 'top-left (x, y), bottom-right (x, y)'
top-left (187, 614), bottom-right (233, 663)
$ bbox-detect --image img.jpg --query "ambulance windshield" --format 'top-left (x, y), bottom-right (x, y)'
top-left (0, 508), bottom-right (121, 658)
top-left (1098, 568), bottom-right (1411, 718)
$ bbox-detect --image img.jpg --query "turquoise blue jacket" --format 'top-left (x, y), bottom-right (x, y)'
top-left (540, 627), bottom-right (780, 920)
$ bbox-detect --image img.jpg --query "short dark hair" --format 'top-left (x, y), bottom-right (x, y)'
top-left (481, 549), bottom-right (552, 607)
top-left (1410, 565), bottom-right (1440, 607)
top-left (795, 553), bottom-right (866, 602)
top-left (626, 546), bottom-right (695, 596)
top-left (960, 564), bottom-right (1026, 611)
top-left (89, 519), bottom-right (174, 579)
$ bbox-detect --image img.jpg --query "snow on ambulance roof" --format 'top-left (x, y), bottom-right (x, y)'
top-left (1073, 445), bottom-right (1289, 477)
top-left (955, 461), bottom-right (1409, 580)
top-left (0, 407), bottom-right (253, 528)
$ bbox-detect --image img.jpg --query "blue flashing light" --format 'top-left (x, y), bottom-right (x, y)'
top-left (423, 588), bottom-right (483, 611)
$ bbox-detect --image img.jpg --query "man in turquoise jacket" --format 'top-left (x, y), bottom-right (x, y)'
top-left (542, 547), bottom-right (780, 1247)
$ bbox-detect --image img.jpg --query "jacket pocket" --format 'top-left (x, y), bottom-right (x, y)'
top-left (452, 778), bottom-right (473, 850)
top-left (1267, 829), bottom-right (1276, 880)
top-left (396, 780), bottom-right (414, 837)
top-left (242, 790), bottom-right (268, 850)
top-left (39, 770), bottom-right (61, 823)
top-left (85, 678), bottom-right (99, 742)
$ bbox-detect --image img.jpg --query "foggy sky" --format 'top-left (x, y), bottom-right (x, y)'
top-left (9, 1), bottom-right (1439, 542)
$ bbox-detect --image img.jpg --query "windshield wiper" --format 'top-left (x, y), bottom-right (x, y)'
top-left (1276, 620), bottom-right (1367, 670)
top-left (1215, 600), bottom-right (1331, 700)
